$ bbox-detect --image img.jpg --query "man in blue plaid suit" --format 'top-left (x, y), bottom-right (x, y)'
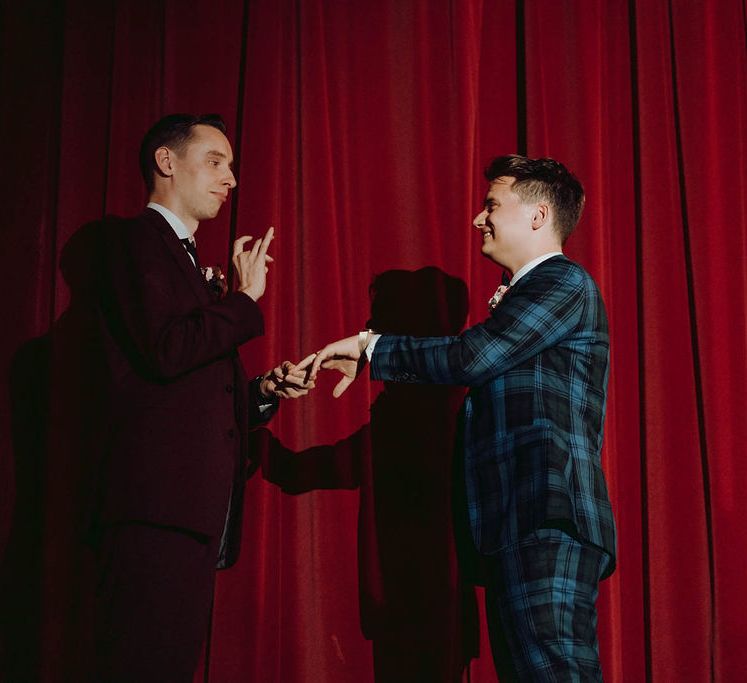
top-left (302, 155), bottom-right (616, 681)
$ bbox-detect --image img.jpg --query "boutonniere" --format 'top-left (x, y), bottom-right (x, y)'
top-left (488, 284), bottom-right (510, 311)
top-left (201, 265), bottom-right (228, 299)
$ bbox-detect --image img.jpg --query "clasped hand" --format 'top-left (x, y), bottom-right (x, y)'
top-left (259, 361), bottom-right (315, 400)
top-left (295, 334), bottom-right (368, 398)
top-left (261, 335), bottom-right (368, 401)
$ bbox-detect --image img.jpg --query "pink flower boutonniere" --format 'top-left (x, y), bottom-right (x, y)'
top-left (201, 265), bottom-right (229, 299)
top-left (488, 284), bottom-right (510, 311)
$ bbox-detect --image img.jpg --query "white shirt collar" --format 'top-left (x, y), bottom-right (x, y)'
top-left (147, 202), bottom-right (193, 241)
top-left (510, 252), bottom-right (563, 286)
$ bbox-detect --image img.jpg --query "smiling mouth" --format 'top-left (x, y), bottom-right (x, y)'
top-left (481, 228), bottom-right (494, 241)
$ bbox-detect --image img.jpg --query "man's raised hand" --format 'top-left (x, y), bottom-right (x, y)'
top-left (233, 226), bottom-right (274, 301)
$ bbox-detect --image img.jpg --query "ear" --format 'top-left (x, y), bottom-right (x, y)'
top-left (531, 203), bottom-right (550, 230)
top-left (153, 146), bottom-right (175, 178)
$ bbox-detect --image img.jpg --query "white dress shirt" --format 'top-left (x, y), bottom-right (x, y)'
top-left (147, 202), bottom-right (197, 266)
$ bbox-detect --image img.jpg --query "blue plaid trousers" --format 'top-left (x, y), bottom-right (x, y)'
top-left (485, 528), bottom-right (610, 682)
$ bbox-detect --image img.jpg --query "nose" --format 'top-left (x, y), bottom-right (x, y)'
top-left (473, 209), bottom-right (487, 229)
top-left (224, 169), bottom-right (237, 189)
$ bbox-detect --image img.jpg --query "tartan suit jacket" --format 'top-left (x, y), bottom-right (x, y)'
top-left (370, 255), bottom-right (616, 577)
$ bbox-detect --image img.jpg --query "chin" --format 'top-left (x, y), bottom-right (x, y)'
top-left (201, 207), bottom-right (221, 220)
top-left (480, 243), bottom-right (496, 258)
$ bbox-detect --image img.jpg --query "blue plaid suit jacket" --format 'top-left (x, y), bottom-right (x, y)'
top-left (370, 255), bottom-right (616, 577)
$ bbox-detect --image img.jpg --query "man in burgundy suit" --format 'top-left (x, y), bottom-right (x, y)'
top-left (92, 113), bottom-right (309, 681)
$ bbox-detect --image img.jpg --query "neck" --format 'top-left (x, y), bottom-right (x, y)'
top-left (148, 191), bottom-right (199, 235)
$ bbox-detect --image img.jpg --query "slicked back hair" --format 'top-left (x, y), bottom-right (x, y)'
top-left (484, 154), bottom-right (585, 244)
top-left (139, 113), bottom-right (227, 193)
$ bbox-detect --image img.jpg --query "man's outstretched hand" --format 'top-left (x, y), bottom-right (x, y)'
top-left (260, 361), bottom-right (315, 399)
top-left (296, 334), bottom-right (368, 398)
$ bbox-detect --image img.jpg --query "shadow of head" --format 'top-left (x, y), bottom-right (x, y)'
top-left (59, 217), bottom-right (126, 302)
top-left (367, 266), bottom-right (469, 337)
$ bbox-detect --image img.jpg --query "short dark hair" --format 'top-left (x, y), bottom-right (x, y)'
top-left (139, 113), bottom-right (227, 192)
top-left (484, 154), bottom-right (585, 243)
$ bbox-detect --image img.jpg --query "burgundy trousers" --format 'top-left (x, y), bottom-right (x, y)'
top-left (93, 522), bottom-right (219, 682)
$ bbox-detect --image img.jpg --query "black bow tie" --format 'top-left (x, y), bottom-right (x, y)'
top-left (180, 238), bottom-right (201, 270)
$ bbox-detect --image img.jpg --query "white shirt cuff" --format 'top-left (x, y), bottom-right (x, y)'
top-left (365, 334), bottom-right (381, 361)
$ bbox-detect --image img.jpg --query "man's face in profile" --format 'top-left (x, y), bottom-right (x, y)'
top-left (472, 176), bottom-right (534, 267)
top-left (169, 124), bottom-right (237, 225)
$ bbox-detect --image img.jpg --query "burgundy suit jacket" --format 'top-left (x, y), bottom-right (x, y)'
top-left (94, 208), bottom-right (273, 567)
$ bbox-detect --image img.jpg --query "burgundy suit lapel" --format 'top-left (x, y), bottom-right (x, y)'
top-left (141, 208), bottom-right (211, 305)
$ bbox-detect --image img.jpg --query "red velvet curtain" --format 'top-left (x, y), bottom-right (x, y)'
top-left (2, 1), bottom-right (746, 681)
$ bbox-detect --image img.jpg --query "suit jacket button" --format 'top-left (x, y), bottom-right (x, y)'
top-left (226, 384), bottom-right (234, 393)
top-left (227, 428), bottom-right (235, 438)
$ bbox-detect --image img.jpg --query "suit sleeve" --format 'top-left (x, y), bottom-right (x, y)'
top-left (370, 265), bottom-right (589, 387)
top-left (102, 220), bottom-right (265, 379)
top-left (247, 377), bottom-right (279, 426)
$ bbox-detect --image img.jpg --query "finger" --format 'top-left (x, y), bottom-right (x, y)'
top-left (294, 353), bottom-right (319, 384)
top-left (248, 236), bottom-right (263, 259)
top-left (282, 375), bottom-right (314, 389)
top-left (257, 226), bottom-right (275, 259)
top-left (332, 376), bottom-right (354, 398)
top-left (232, 235), bottom-right (254, 257)
top-left (295, 353), bottom-right (317, 372)
top-left (286, 367), bottom-right (309, 380)
top-left (285, 367), bottom-right (313, 382)
top-left (278, 371), bottom-right (303, 385)
top-left (281, 361), bottom-right (294, 376)
top-left (265, 255), bottom-right (275, 263)
top-left (310, 348), bottom-right (333, 378)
